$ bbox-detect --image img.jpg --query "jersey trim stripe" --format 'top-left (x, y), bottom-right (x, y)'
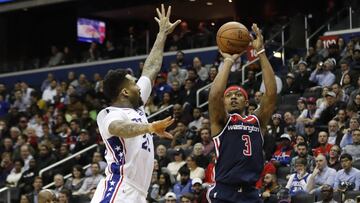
top-left (212, 117), bottom-right (232, 139)
top-left (247, 115), bottom-right (264, 145)
top-left (110, 175), bottom-right (124, 203)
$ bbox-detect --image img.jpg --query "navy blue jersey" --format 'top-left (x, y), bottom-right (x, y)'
top-left (213, 114), bottom-right (264, 185)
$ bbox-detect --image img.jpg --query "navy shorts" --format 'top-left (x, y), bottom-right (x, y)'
top-left (207, 182), bottom-right (262, 203)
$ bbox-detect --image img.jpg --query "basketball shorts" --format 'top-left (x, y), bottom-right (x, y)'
top-left (206, 182), bottom-right (262, 203)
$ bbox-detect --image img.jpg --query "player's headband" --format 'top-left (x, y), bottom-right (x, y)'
top-left (224, 85), bottom-right (248, 100)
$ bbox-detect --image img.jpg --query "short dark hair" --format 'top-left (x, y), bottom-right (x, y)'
top-left (103, 69), bottom-right (129, 102)
top-left (295, 157), bottom-right (307, 166)
top-left (179, 166), bottom-right (190, 176)
top-left (297, 142), bottom-right (308, 149)
top-left (340, 153), bottom-right (353, 161)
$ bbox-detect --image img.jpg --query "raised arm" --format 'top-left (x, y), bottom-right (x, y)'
top-left (141, 4), bottom-right (181, 83)
top-left (208, 52), bottom-right (240, 136)
top-left (252, 24), bottom-right (277, 131)
top-left (109, 116), bottom-right (174, 139)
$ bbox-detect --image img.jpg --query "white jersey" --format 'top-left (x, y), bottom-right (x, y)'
top-left (96, 76), bottom-right (153, 200)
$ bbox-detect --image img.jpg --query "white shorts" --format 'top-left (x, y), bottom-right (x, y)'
top-left (91, 176), bottom-right (146, 203)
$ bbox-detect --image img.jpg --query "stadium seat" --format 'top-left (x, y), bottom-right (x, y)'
top-left (291, 193), bottom-right (315, 203)
top-left (302, 88), bottom-right (322, 98)
top-left (277, 104), bottom-right (297, 114)
top-left (281, 94), bottom-right (301, 105)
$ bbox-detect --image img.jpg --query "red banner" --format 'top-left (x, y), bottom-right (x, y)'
top-left (246, 46), bottom-right (257, 62)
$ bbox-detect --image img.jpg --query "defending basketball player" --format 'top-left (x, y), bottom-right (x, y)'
top-left (207, 24), bottom-right (277, 203)
top-left (91, 5), bottom-right (180, 203)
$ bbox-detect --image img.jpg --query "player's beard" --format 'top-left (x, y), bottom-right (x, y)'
top-left (228, 109), bottom-right (242, 114)
top-left (132, 96), bottom-right (144, 109)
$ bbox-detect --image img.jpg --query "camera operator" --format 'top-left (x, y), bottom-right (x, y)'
top-left (309, 58), bottom-right (336, 91)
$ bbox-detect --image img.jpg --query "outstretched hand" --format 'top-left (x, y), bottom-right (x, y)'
top-left (149, 116), bottom-right (175, 139)
top-left (219, 50), bottom-right (241, 63)
top-left (154, 4), bottom-right (181, 35)
top-left (251, 23), bottom-right (264, 51)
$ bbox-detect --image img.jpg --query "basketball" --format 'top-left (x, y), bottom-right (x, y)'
top-left (216, 22), bottom-right (251, 54)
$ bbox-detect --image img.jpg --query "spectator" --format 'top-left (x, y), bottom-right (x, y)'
top-left (53, 173), bottom-right (65, 197)
top-left (74, 163), bottom-right (104, 195)
top-left (12, 90), bottom-right (27, 112)
top-left (334, 153), bottom-right (360, 191)
top-left (58, 189), bottom-right (71, 203)
top-left (340, 117), bottom-right (360, 148)
top-left (82, 42), bottom-right (101, 62)
top-left (281, 73), bottom-right (299, 95)
top-left (192, 57), bottom-right (208, 82)
top-left (334, 109), bottom-right (347, 131)
top-left (42, 80), bottom-right (57, 104)
top-left (85, 152), bottom-right (106, 176)
top-left (6, 159), bottom-right (24, 187)
top-left (286, 157), bottom-right (311, 196)
top-left (180, 79), bottom-right (197, 107)
top-left (184, 155), bottom-right (205, 180)
top-left (192, 143), bottom-right (209, 169)
top-left (313, 131), bottom-right (333, 157)
top-left (175, 51), bottom-right (189, 69)
top-left (0, 95), bottom-right (10, 118)
top-left (164, 191), bottom-right (177, 203)
top-left (314, 184), bottom-right (338, 203)
top-left (20, 195), bottom-right (30, 203)
top-left (61, 46), bottom-right (76, 65)
top-left (167, 62), bottom-right (188, 86)
top-left (26, 176), bottom-right (43, 203)
top-left (18, 158), bottom-right (38, 195)
top-left (154, 74), bottom-right (172, 105)
top-left (170, 80), bottom-right (182, 104)
top-left (332, 83), bottom-right (348, 103)
top-left (152, 172), bottom-right (172, 202)
top-left (315, 39), bottom-right (328, 58)
top-left (294, 60), bottom-right (311, 93)
top-left (317, 91), bottom-right (346, 125)
top-left (48, 46), bottom-right (64, 67)
top-left (188, 108), bottom-right (204, 131)
top-left (168, 103), bottom-right (192, 129)
top-left (64, 165), bottom-right (84, 193)
top-left (102, 40), bottom-right (119, 59)
top-left (328, 120), bottom-right (344, 146)
top-left (167, 148), bottom-right (186, 176)
top-left (351, 48), bottom-right (360, 71)
top-left (290, 142), bottom-right (315, 174)
top-left (199, 128), bottom-right (214, 156)
top-left (243, 70), bottom-right (261, 98)
top-left (341, 73), bottom-right (356, 97)
top-left (328, 145), bottom-right (342, 171)
top-left (260, 173), bottom-right (281, 203)
top-left (271, 134), bottom-right (293, 167)
top-left (342, 129), bottom-right (360, 161)
top-left (173, 167), bottom-right (192, 198)
top-left (20, 82), bottom-right (34, 107)
top-left (309, 59), bottom-right (336, 89)
top-left (36, 144), bottom-right (57, 172)
top-left (306, 154), bottom-right (337, 194)
top-left (191, 177), bottom-right (207, 203)
top-left (336, 60), bottom-right (356, 86)
top-left (297, 97), bottom-right (317, 128)
top-left (73, 129), bottom-right (93, 165)
top-left (170, 122), bottom-right (191, 150)
top-left (267, 113), bottom-right (284, 140)
top-left (155, 145), bottom-right (171, 169)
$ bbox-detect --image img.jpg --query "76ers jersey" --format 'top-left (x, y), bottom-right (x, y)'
top-left (96, 76), bottom-right (153, 195)
top-left (213, 114), bottom-right (264, 185)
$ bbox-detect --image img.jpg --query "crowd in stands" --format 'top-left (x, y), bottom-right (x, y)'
top-left (0, 34), bottom-right (360, 203)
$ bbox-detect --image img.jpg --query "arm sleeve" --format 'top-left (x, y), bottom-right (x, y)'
top-left (309, 70), bottom-right (318, 82)
top-left (103, 110), bottom-right (128, 135)
top-left (333, 172), bottom-right (340, 190)
top-left (137, 76), bottom-right (152, 105)
top-left (325, 170), bottom-right (336, 187)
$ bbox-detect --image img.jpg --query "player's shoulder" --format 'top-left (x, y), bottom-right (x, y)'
top-left (97, 107), bottom-right (132, 119)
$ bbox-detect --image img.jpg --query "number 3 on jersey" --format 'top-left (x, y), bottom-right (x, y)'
top-left (242, 134), bottom-right (252, 156)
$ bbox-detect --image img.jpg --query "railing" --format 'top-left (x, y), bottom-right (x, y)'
top-left (39, 144), bottom-right (98, 177)
top-left (148, 104), bottom-right (174, 120)
top-left (0, 187), bottom-right (10, 203)
top-left (196, 83), bottom-right (212, 108)
top-left (42, 164), bottom-right (91, 189)
top-left (305, 6), bottom-right (353, 51)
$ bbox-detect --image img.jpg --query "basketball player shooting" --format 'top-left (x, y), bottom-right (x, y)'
top-left (91, 5), bottom-right (180, 203)
top-left (207, 24), bottom-right (277, 203)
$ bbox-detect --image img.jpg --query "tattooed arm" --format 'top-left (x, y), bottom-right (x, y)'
top-left (141, 4), bottom-right (181, 82)
top-left (108, 116), bottom-right (174, 139)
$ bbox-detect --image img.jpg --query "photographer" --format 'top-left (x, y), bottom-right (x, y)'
top-left (309, 58), bottom-right (336, 91)
top-left (334, 153), bottom-right (360, 192)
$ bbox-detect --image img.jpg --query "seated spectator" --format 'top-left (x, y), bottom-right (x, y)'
top-left (334, 153), bottom-right (360, 192)
top-left (5, 159), bottom-right (24, 187)
top-left (340, 117), bottom-right (360, 148)
top-left (313, 131), bottom-right (333, 157)
top-left (191, 177), bottom-right (207, 203)
top-left (281, 73), bottom-right (300, 95)
top-left (297, 97), bottom-right (317, 127)
top-left (328, 120), bottom-right (344, 146)
top-left (53, 174), bottom-right (65, 198)
top-left (82, 42), bottom-right (101, 62)
top-left (102, 41), bottom-right (119, 59)
top-left (328, 145), bottom-right (342, 171)
top-left (271, 134), bottom-right (293, 168)
top-left (314, 184), bottom-right (338, 203)
top-left (179, 193), bottom-right (194, 203)
top-left (73, 129), bottom-right (93, 165)
top-left (286, 158), bottom-right (311, 196)
top-left (183, 155), bottom-right (205, 180)
top-left (192, 143), bottom-right (209, 169)
top-left (151, 172), bottom-right (172, 202)
top-left (187, 108), bottom-right (205, 131)
top-left (164, 191), bottom-right (177, 203)
top-left (58, 189), bottom-right (71, 203)
top-left (243, 70), bottom-right (261, 98)
top-left (85, 152), bottom-right (106, 176)
top-left (199, 128), bottom-right (214, 156)
top-left (332, 83), bottom-right (348, 103)
top-left (42, 80), bottom-right (57, 104)
top-left (173, 167), bottom-right (192, 198)
top-left (19, 195), bottom-right (30, 203)
top-left (306, 154), bottom-right (337, 194)
top-left (48, 46), bottom-right (64, 67)
top-left (158, 92), bottom-right (172, 110)
top-left (167, 148), bottom-right (186, 176)
top-left (74, 163), bottom-right (104, 195)
top-left (267, 113), bottom-right (285, 140)
top-left (36, 144), bottom-right (57, 172)
top-left (64, 165), bottom-right (84, 193)
top-left (167, 62), bottom-right (188, 86)
top-left (291, 134), bottom-right (307, 156)
top-left (317, 91), bottom-right (346, 125)
top-left (342, 129), bottom-right (360, 161)
top-left (155, 144), bottom-right (171, 169)
top-left (18, 158), bottom-right (38, 194)
top-left (170, 122), bottom-right (192, 150)
top-left (192, 57), bottom-right (209, 82)
top-left (26, 176), bottom-right (43, 203)
top-left (294, 60), bottom-right (311, 93)
top-left (180, 79), bottom-right (197, 107)
top-left (309, 58), bottom-right (336, 89)
top-left (154, 74), bottom-right (172, 104)
top-left (260, 173), bottom-right (281, 203)
top-left (290, 142), bottom-right (315, 174)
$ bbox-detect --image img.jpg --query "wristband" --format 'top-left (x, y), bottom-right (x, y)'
top-left (256, 49), bottom-right (265, 56)
top-left (224, 57), bottom-right (235, 64)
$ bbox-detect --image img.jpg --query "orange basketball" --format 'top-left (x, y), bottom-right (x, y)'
top-left (216, 22), bottom-right (251, 54)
